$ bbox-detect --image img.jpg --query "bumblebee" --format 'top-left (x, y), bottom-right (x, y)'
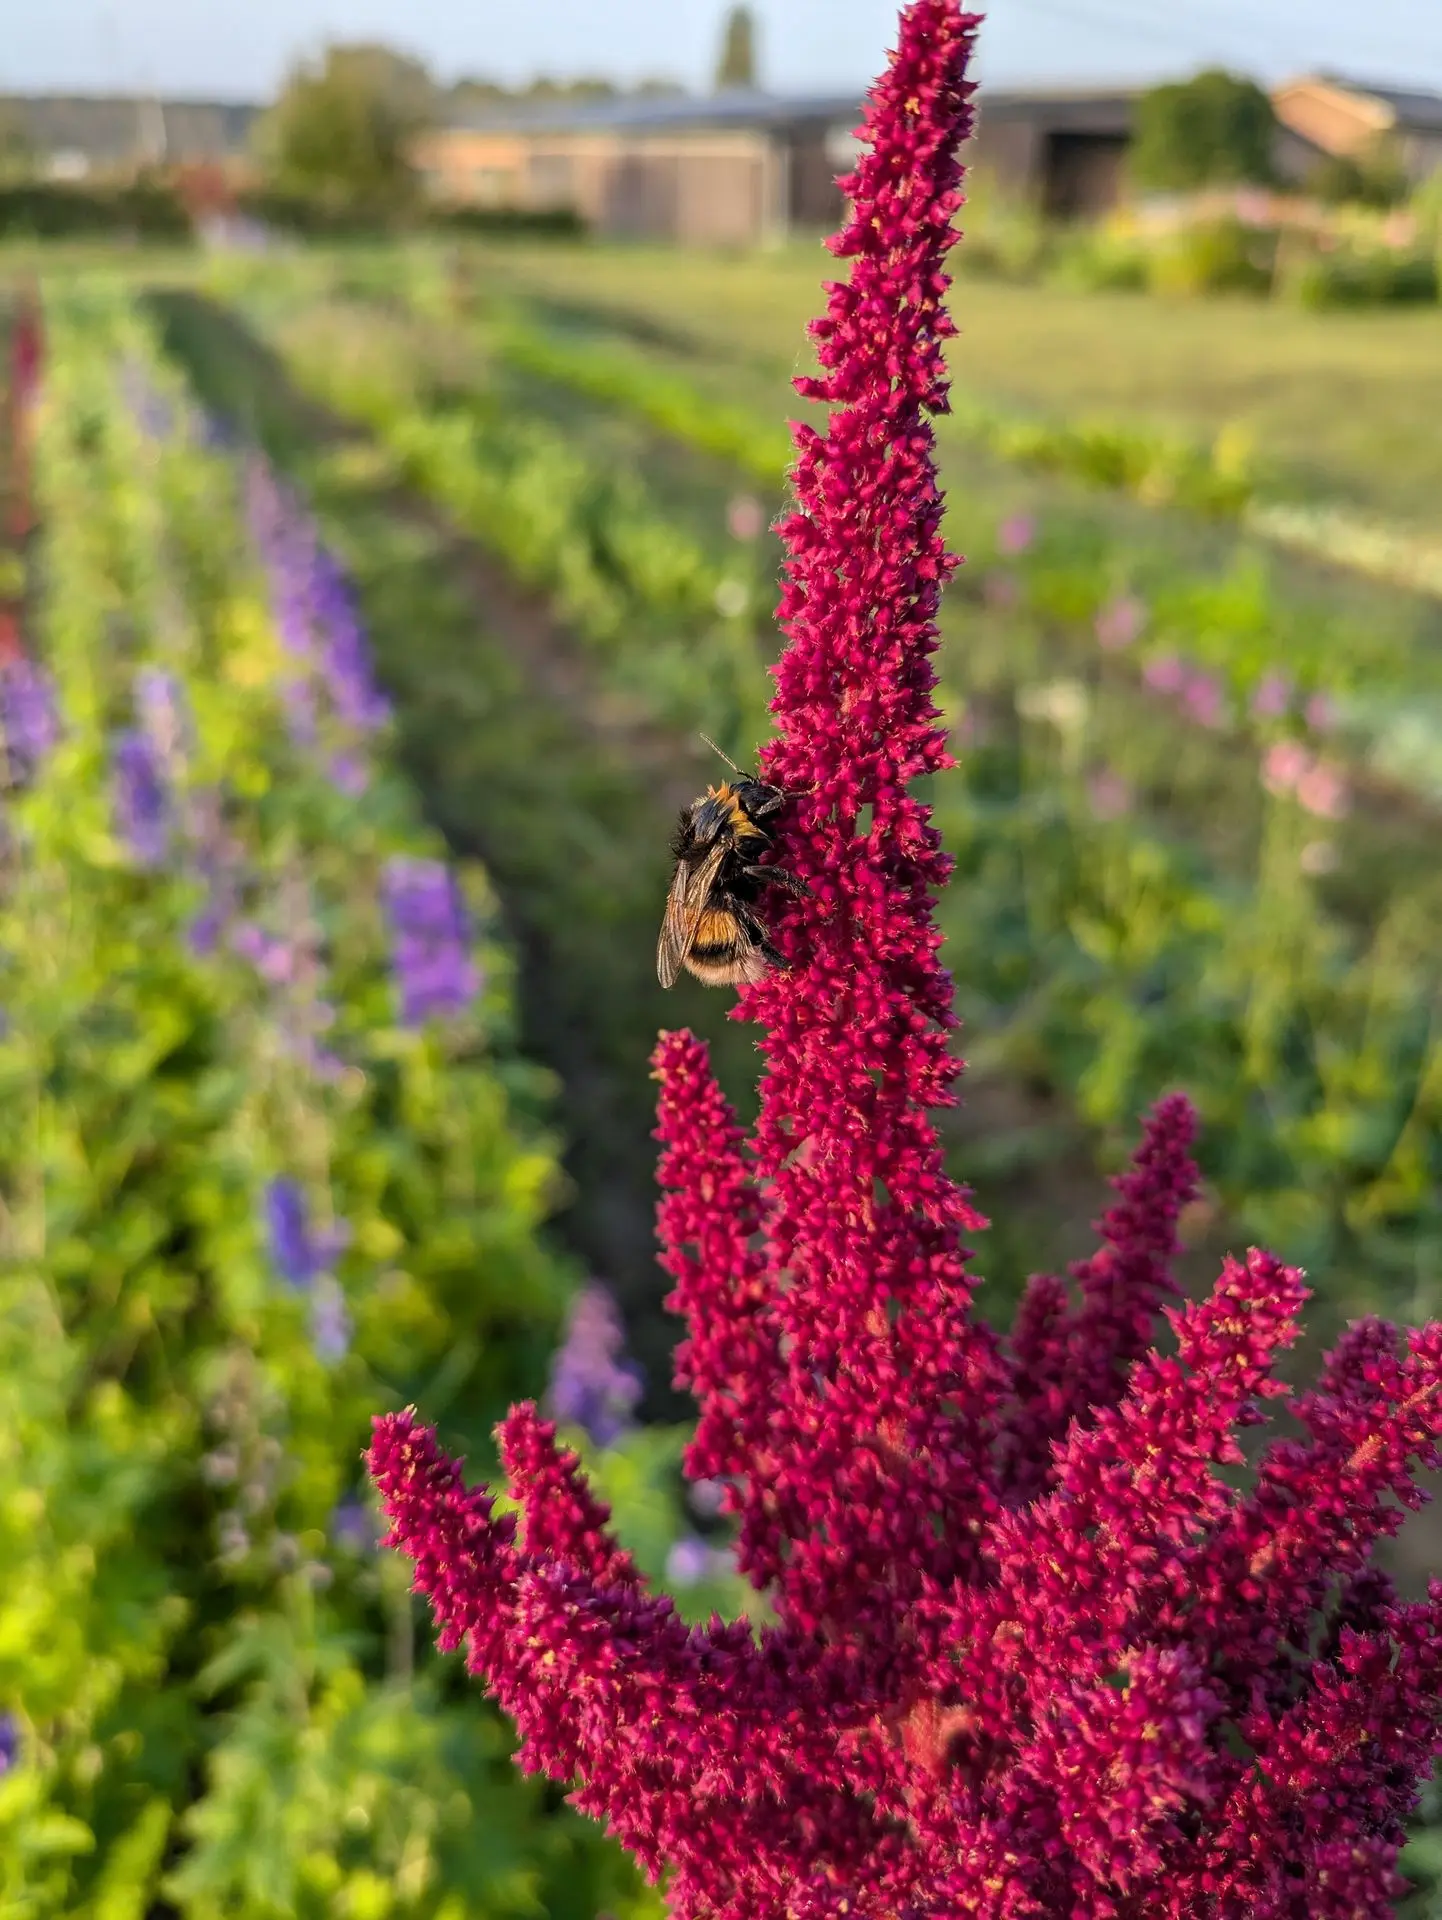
top-left (657, 739), bottom-right (811, 990)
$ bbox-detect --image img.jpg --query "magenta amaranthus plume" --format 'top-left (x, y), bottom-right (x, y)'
top-left (368, 5), bottom-right (1442, 1913)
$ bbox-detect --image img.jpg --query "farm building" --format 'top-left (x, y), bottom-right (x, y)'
top-left (0, 94), bottom-right (257, 179)
top-left (418, 70), bottom-right (1442, 240)
top-left (413, 90), bottom-right (861, 245)
top-left (1271, 75), bottom-right (1442, 183)
top-left (413, 85), bottom-right (1140, 238)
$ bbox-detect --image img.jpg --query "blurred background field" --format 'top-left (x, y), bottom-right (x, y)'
top-left (5, 0), bottom-right (1442, 1911)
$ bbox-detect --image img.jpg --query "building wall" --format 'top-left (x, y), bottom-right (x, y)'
top-left (413, 130), bottom-right (528, 206)
top-left (418, 124), bottom-right (779, 245)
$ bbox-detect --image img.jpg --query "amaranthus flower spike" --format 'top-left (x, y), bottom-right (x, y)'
top-left (370, 6), bottom-right (1442, 1913)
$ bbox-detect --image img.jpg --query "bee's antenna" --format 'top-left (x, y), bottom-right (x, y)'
top-left (699, 732), bottom-right (746, 777)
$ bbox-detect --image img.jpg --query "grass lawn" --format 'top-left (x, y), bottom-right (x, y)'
top-left (471, 239), bottom-right (1442, 535)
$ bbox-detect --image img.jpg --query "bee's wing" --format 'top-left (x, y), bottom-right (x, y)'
top-left (657, 843), bottom-right (727, 988)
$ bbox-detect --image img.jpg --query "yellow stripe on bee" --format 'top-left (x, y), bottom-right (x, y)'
top-left (695, 909), bottom-right (739, 947)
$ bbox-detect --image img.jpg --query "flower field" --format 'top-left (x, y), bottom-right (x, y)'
top-left (5, 18), bottom-right (1442, 1904)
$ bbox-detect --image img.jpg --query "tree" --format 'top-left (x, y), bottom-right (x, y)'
top-left (1309, 133), bottom-right (1410, 209)
top-left (1129, 69), bottom-right (1276, 194)
top-left (714, 4), bottom-right (759, 92)
top-left (256, 43), bottom-right (432, 220)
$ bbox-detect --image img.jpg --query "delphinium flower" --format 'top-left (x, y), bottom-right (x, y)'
top-left (0, 656), bottom-right (59, 786)
top-left (0, 1714), bottom-right (17, 1775)
top-left (368, 8), bottom-right (1442, 1914)
top-left (135, 666), bottom-right (188, 771)
top-left (264, 1176), bottom-right (332, 1288)
top-left (110, 729), bottom-right (171, 868)
top-left (186, 786), bottom-right (244, 955)
top-left (244, 455), bottom-right (389, 787)
top-left (233, 874), bottom-right (344, 1079)
top-left (117, 354), bottom-right (176, 444)
top-left (263, 1177), bottom-right (351, 1362)
top-left (331, 1495), bottom-right (377, 1556)
top-left (544, 1282), bottom-right (643, 1447)
top-left (379, 856), bottom-right (480, 1028)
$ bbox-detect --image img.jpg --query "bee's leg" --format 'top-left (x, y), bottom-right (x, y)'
top-left (736, 905), bottom-right (788, 970)
top-left (742, 863), bottom-right (813, 899)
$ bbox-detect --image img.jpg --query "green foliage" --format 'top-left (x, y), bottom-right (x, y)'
top-left (1413, 167), bottom-right (1442, 243)
top-left (1309, 134), bottom-right (1412, 210)
top-left (1130, 69), bottom-right (1277, 194)
top-left (1285, 243), bottom-right (1439, 310)
top-left (256, 45), bottom-right (424, 222)
top-left (1144, 218), bottom-right (1274, 298)
top-left (0, 281), bottom-right (669, 1918)
top-left (0, 180), bottom-right (190, 242)
top-left (714, 5), bottom-right (760, 92)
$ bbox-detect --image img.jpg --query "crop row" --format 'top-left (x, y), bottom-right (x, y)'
top-left (0, 281), bottom-right (678, 1918)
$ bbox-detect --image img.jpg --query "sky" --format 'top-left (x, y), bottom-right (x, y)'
top-left (2, 0), bottom-right (1440, 103)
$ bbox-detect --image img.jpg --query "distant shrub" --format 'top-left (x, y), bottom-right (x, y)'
top-left (0, 179), bottom-right (190, 241)
top-left (1308, 134), bottom-right (1412, 211)
top-left (1048, 228), bottom-right (1149, 292)
top-left (1130, 69), bottom-right (1276, 193)
top-left (1146, 217), bottom-right (1274, 297)
top-left (429, 202), bottom-right (586, 239)
top-left (1286, 246), bottom-right (1439, 309)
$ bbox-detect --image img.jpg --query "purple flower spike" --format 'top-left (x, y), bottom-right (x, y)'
top-left (135, 667), bottom-right (187, 767)
top-left (380, 857), bottom-right (480, 1027)
top-left (331, 1496), bottom-right (376, 1555)
top-left (263, 1178), bottom-right (346, 1292)
top-left (545, 1283), bottom-right (643, 1447)
top-left (666, 1536), bottom-right (713, 1588)
top-left (0, 658), bottom-right (59, 783)
top-left (312, 549), bottom-right (390, 733)
top-left (265, 1178), bottom-right (322, 1289)
top-left (0, 1714), bottom-right (17, 1775)
top-left (310, 1277), bottom-right (352, 1365)
top-left (111, 730), bottom-right (170, 868)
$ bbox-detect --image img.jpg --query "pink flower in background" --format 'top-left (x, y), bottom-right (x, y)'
top-left (369, 5), bottom-right (1442, 1912)
top-left (1297, 759), bottom-right (1351, 820)
top-left (982, 570), bottom-right (1019, 608)
top-left (1086, 768), bottom-right (1133, 818)
top-left (997, 511), bottom-right (1036, 555)
top-left (1094, 592), bottom-right (1145, 651)
top-left (1262, 739), bottom-right (1312, 795)
top-left (1250, 669), bottom-right (1292, 719)
top-left (1305, 690), bottom-right (1338, 733)
top-left (1143, 652), bottom-right (1187, 695)
top-left (1182, 670), bottom-right (1227, 729)
top-left (726, 492), bottom-right (767, 541)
